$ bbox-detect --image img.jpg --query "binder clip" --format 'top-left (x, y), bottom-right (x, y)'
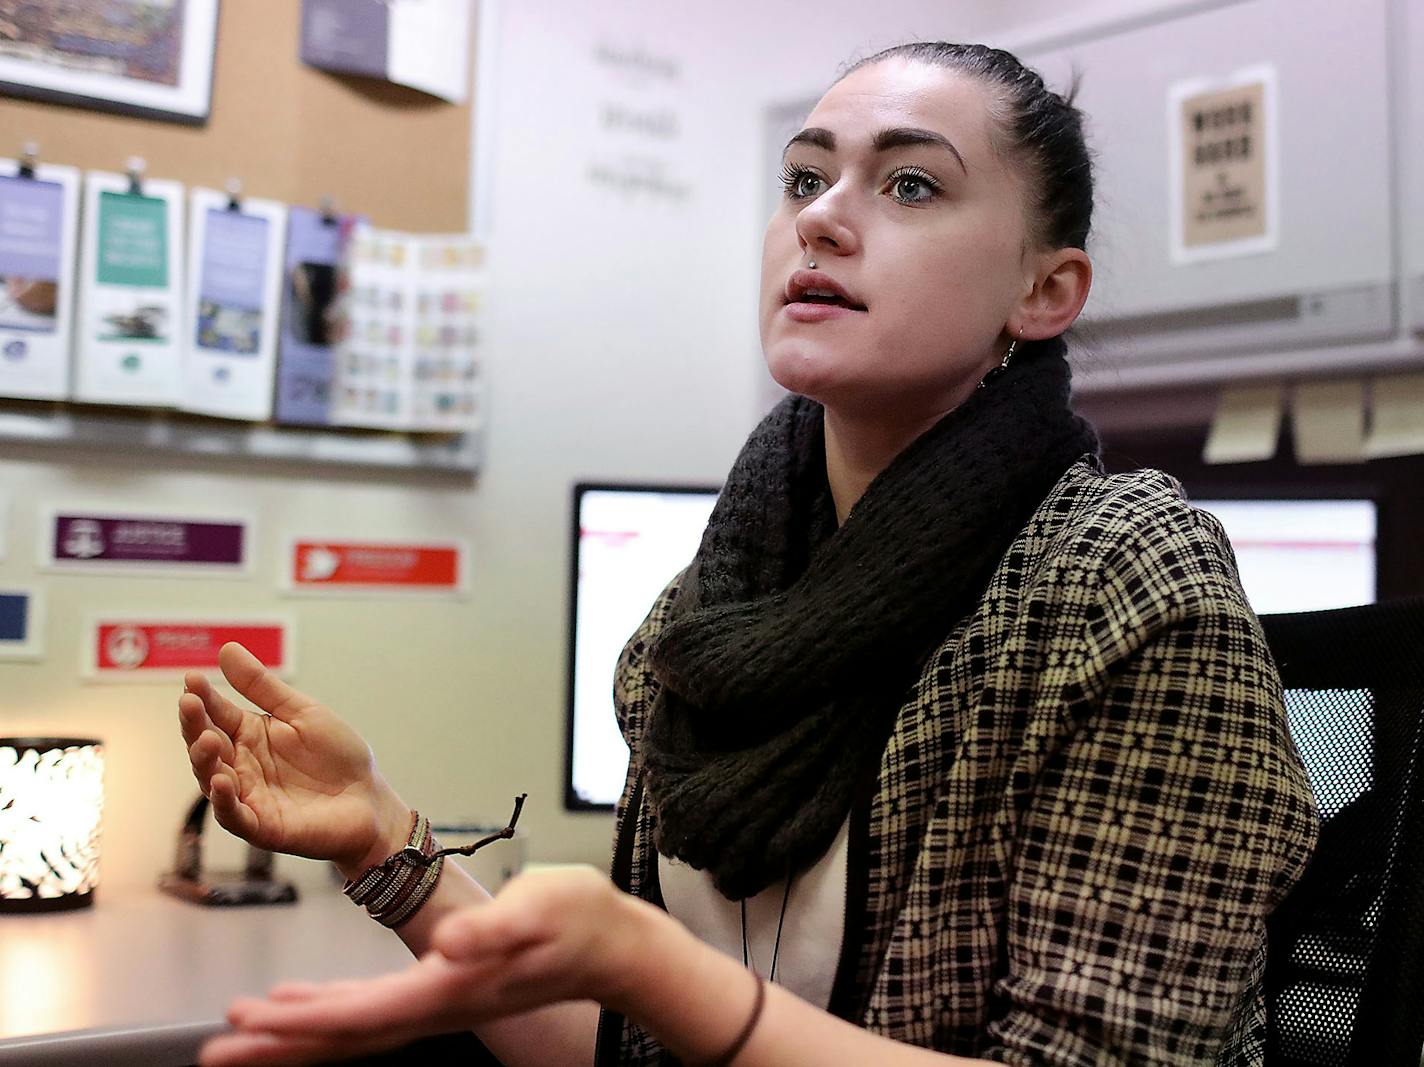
top-left (126, 156), bottom-right (146, 196)
top-left (158, 794), bottom-right (298, 907)
top-left (18, 141), bottom-right (38, 179)
top-left (320, 194), bottom-right (339, 226)
top-left (224, 177), bottom-right (243, 212)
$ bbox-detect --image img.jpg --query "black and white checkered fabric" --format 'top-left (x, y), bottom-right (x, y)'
top-left (607, 462), bottom-right (1318, 1066)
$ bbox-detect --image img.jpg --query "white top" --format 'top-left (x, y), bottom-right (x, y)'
top-left (658, 818), bottom-right (849, 1009)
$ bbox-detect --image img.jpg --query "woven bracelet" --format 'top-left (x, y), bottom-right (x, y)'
top-left (342, 811), bottom-right (445, 928)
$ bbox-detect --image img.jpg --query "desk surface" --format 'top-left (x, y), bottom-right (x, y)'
top-left (0, 882), bottom-right (413, 1064)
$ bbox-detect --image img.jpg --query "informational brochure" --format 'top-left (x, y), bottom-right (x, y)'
top-left (180, 188), bottom-right (287, 421)
top-left (273, 206), bottom-right (357, 426)
top-left (300, 0), bottom-right (472, 104)
top-left (411, 236), bottom-right (485, 432)
top-left (330, 226), bottom-right (410, 430)
top-left (74, 171), bottom-right (186, 406)
top-left (331, 226), bottom-right (485, 432)
top-left (0, 158), bottom-right (80, 401)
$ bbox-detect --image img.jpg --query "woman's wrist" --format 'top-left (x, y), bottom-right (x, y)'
top-left (599, 892), bottom-right (763, 1065)
top-left (594, 889), bottom-right (682, 1016)
top-left (336, 779), bottom-right (415, 881)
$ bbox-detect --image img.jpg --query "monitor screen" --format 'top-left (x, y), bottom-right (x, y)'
top-left (1190, 498), bottom-right (1379, 822)
top-left (565, 483), bottom-right (719, 811)
top-left (1192, 498), bottom-right (1377, 614)
top-left (564, 491), bottom-right (1378, 809)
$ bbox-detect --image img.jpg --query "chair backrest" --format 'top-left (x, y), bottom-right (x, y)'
top-left (1257, 598), bottom-right (1424, 1067)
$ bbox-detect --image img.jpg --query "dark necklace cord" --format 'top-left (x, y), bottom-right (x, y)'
top-left (740, 873), bottom-right (794, 984)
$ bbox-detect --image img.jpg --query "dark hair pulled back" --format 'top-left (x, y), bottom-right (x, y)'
top-left (844, 42), bottom-right (1093, 251)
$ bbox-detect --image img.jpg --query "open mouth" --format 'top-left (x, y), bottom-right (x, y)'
top-left (795, 288), bottom-right (867, 311)
top-left (785, 270), bottom-right (868, 312)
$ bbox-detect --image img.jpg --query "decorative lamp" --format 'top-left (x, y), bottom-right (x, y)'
top-left (0, 738), bottom-right (104, 912)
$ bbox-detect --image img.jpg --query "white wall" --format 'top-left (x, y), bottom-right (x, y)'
top-left (0, 0), bottom-right (1196, 893)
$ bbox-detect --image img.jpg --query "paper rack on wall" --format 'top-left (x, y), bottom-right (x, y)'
top-left (0, 404), bottom-right (480, 477)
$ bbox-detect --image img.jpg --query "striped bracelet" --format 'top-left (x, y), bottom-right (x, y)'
top-left (342, 811), bottom-right (445, 928)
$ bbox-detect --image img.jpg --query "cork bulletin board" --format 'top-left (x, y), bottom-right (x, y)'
top-left (0, 0), bottom-right (474, 233)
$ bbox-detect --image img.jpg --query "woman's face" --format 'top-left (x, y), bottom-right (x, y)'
top-left (760, 59), bottom-right (1038, 421)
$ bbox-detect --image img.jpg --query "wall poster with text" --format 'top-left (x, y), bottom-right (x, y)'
top-left (0, 159), bottom-right (80, 401)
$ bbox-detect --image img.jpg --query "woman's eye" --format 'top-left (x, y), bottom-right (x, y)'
top-left (780, 166), bottom-right (824, 200)
top-left (795, 173), bottom-right (824, 198)
top-left (889, 170), bottom-right (940, 204)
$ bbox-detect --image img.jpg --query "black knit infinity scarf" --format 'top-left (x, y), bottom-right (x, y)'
top-left (641, 341), bottom-right (1100, 901)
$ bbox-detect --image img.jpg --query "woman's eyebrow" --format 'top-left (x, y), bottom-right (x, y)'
top-left (873, 127), bottom-right (968, 173)
top-left (784, 127), bottom-right (836, 154)
top-left (782, 126), bottom-right (968, 175)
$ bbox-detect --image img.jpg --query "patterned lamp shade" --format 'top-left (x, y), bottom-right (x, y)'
top-left (0, 738), bottom-right (104, 912)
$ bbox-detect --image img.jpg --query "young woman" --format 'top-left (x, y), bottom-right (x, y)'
top-left (180, 43), bottom-right (1317, 1067)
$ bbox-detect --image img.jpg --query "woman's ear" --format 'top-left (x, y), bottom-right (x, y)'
top-left (1017, 248), bottom-right (1092, 341)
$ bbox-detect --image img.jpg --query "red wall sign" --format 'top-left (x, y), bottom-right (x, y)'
top-left (289, 540), bottom-right (464, 592)
top-left (89, 619), bottom-right (290, 677)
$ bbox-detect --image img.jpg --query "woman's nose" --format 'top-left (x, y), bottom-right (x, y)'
top-left (794, 183), bottom-right (859, 259)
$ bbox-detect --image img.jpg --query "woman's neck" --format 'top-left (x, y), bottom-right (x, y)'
top-left (822, 406), bottom-right (946, 524)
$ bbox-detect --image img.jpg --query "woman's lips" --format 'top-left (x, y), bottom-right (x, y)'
top-left (780, 269), bottom-right (868, 322)
top-left (783, 301), bottom-right (867, 323)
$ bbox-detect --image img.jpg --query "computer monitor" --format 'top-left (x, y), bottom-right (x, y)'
top-left (1192, 497), bottom-right (1379, 814)
top-left (1192, 498), bottom-right (1377, 614)
top-left (565, 483), bottom-right (719, 811)
top-left (563, 489), bottom-right (1379, 810)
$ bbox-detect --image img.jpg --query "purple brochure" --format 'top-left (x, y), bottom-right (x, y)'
top-left (300, 0), bottom-right (389, 80)
top-left (0, 174), bottom-right (64, 334)
top-left (274, 206), bottom-right (350, 425)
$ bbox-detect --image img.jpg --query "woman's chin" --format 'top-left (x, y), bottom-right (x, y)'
top-left (765, 348), bottom-right (841, 402)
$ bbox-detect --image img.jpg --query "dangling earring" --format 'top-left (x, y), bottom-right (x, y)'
top-left (976, 328), bottom-right (1023, 391)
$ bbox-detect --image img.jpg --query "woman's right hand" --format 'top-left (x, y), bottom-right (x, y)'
top-left (178, 642), bottom-right (412, 877)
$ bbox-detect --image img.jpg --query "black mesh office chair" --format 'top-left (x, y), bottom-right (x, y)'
top-left (1258, 598), bottom-right (1424, 1067)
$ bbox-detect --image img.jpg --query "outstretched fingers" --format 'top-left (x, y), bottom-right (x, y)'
top-left (208, 771), bottom-right (261, 842)
top-left (218, 643), bottom-right (307, 722)
top-left (225, 956), bottom-right (481, 1037)
top-left (186, 727), bottom-right (235, 796)
top-left (183, 671), bottom-right (249, 742)
top-left (266, 982), bottom-right (321, 1002)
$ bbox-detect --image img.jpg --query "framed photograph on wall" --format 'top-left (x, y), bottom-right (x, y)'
top-left (0, 1), bottom-right (220, 125)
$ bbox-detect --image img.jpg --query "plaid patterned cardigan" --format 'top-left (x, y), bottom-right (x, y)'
top-left (600, 461), bottom-right (1318, 1066)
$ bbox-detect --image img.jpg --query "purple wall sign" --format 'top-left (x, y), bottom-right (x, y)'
top-left (300, 0), bottom-right (389, 80)
top-left (274, 206), bottom-right (350, 426)
top-left (51, 514), bottom-right (247, 568)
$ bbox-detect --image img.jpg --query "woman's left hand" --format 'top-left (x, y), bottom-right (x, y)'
top-left (199, 867), bottom-right (652, 1067)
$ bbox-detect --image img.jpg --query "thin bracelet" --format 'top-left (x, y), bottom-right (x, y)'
top-left (696, 972), bottom-right (765, 1067)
